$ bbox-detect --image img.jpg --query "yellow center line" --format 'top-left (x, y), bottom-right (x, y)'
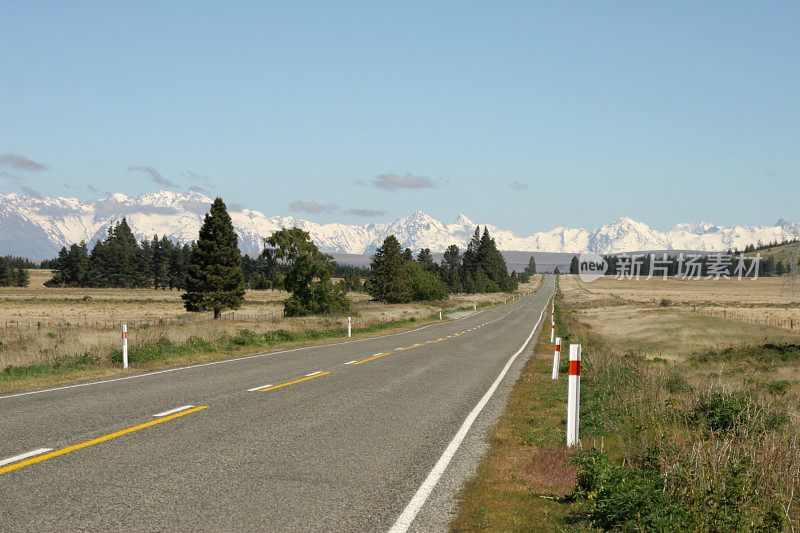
top-left (0, 406), bottom-right (209, 476)
top-left (259, 372), bottom-right (331, 391)
top-left (431, 338), bottom-right (447, 343)
top-left (452, 333), bottom-right (463, 337)
top-left (399, 344), bottom-right (423, 351)
top-left (353, 353), bottom-right (390, 365)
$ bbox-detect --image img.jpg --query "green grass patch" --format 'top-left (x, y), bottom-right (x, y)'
top-left (0, 353), bottom-right (101, 381)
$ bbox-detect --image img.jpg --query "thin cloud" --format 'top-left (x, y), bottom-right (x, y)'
top-left (346, 208), bottom-right (386, 217)
top-left (0, 170), bottom-right (22, 184)
top-left (22, 186), bottom-right (44, 199)
top-left (509, 181), bottom-right (529, 190)
top-left (128, 165), bottom-right (177, 188)
top-left (290, 200), bottom-right (339, 214)
top-left (371, 173), bottom-right (434, 191)
top-left (189, 185), bottom-right (211, 195)
top-left (0, 153), bottom-right (47, 171)
top-left (186, 170), bottom-right (214, 188)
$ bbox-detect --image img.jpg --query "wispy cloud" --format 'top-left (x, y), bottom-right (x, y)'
top-left (21, 186), bottom-right (44, 199)
top-left (509, 181), bottom-right (529, 190)
top-left (0, 153), bottom-right (47, 171)
top-left (290, 200), bottom-right (339, 214)
top-left (346, 208), bottom-right (386, 217)
top-left (189, 184), bottom-right (210, 195)
top-left (186, 170), bottom-right (213, 187)
top-left (128, 165), bottom-right (178, 188)
top-left (0, 170), bottom-right (22, 184)
top-left (371, 173), bottom-right (434, 191)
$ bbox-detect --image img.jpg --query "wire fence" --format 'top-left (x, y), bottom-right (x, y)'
top-left (2, 310), bottom-right (287, 332)
top-left (694, 307), bottom-right (799, 331)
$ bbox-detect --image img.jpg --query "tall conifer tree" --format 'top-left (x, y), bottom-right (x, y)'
top-left (182, 198), bottom-right (245, 318)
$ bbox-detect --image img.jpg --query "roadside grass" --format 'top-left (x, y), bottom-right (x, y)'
top-left (557, 286), bottom-right (800, 530)
top-left (0, 314), bottom-right (440, 393)
top-left (453, 275), bottom-right (800, 531)
top-left (451, 294), bottom-right (585, 532)
top-left (0, 278), bottom-right (542, 394)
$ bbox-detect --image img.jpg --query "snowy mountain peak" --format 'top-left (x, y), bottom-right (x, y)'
top-left (0, 190), bottom-right (798, 259)
top-left (455, 214), bottom-right (475, 226)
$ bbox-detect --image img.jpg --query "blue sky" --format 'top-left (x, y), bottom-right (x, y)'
top-left (1, 1), bottom-right (798, 233)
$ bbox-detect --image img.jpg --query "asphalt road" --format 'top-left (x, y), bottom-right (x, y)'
top-left (0, 275), bottom-right (554, 532)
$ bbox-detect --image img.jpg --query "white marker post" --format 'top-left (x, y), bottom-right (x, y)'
top-left (473, 302), bottom-right (477, 311)
top-left (550, 319), bottom-right (555, 343)
top-left (122, 324), bottom-right (128, 369)
top-left (347, 317), bottom-right (352, 338)
top-left (439, 309), bottom-right (442, 320)
top-left (566, 344), bottom-right (581, 447)
top-left (551, 337), bottom-right (561, 380)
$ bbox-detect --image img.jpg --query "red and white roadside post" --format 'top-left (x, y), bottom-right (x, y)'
top-left (551, 337), bottom-right (561, 380)
top-left (566, 344), bottom-right (581, 447)
top-left (347, 317), bottom-right (352, 338)
top-left (122, 324), bottom-right (128, 369)
top-left (550, 318), bottom-right (555, 343)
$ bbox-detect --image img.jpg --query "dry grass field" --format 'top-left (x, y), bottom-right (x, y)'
top-left (0, 270), bottom-right (541, 391)
top-left (454, 274), bottom-right (800, 530)
top-left (556, 274), bottom-right (800, 528)
top-left (570, 274), bottom-right (800, 325)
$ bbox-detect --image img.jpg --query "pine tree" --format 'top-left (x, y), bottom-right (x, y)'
top-left (14, 267), bottom-right (30, 287)
top-left (524, 256), bottom-right (536, 275)
top-left (416, 248), bottom-right (436, 271)
top-left (182, 198), bottom-right (246, 318)
top-left (0, 257), bottom-right (11, 286)
top-left (368, 235), bottom-right (411, 303)
top-left (570, 256), bottom-right (579, 274)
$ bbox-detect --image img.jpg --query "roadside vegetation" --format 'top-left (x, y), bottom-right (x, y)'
top-left (454, 275), bottom-right (800, 531)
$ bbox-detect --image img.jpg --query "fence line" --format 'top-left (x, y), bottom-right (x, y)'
top-left (1, 310), bottom-right (287, 332)
top-left (694, 307), bottom-right (798, 331)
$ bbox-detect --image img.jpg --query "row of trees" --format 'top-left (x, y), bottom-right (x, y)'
top-left (38, 198), bottom-right (521, 318)
top-left (365, 227), bottom-right (523, 303)
top-left (44, 219), bottom-right (193, 289)
top-left (0, 256), bottom-right (30, 287)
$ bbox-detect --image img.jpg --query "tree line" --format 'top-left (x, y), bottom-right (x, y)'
top-left (38, 198), bottom-right (522, 318)
top-left (44, 219), bottom-right (193, 289)
top-left (365, 227), bottom-right (524, 303)
top-left (0, 256), bottom-right (30, 287)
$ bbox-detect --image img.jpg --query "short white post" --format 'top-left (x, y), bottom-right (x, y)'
top-left (473, 302), bottom-right (476, 311)
top-left (566, 344), bottom-right (581, 447)
top-left (122, 324), bottom-right (128, 369)
top-left (551, 337), bottom-right (561, 380)
top-left (550, 319), bottom-right (555, 343)
top-left (347, 317), bottom-right (352, 338)
top-left (439, 309), bottom-right (442, 320)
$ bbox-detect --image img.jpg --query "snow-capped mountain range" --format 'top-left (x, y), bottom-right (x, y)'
top-left (1, 190), bottom-right (798, 259)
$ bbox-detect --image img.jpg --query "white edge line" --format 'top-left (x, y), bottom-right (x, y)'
top-left (305, 371), bottom-right (322, 377)
top-left (0, 288), bottom-right (539, 401)
top-left (0, 447), bottom-right (53, 467)
top-left (344, 360), bottom-right (357, 365)
top-left (388, 284), bottom-right (552, 533)
top-left (152, 405), bottom-right (195, 417)
top-left (247, 384), bottom-right (272, 392)
top-left (372, 352), bottom-right (384, 356)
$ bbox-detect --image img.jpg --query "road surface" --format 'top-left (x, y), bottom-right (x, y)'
top-left (0, 275), bottom-right (554, 531)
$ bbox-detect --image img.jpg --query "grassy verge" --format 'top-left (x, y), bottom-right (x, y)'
top-left (0, 314), bottom-right (440, 394)
top-left (451, 293), bottom-right (584, 532)
top-left (453, 280), bottom-right (800, 531)
top-left (559, 291), bottom-right (799, 530)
